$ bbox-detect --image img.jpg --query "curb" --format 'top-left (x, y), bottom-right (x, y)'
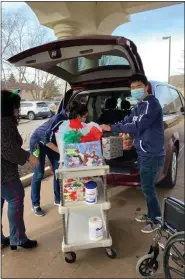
top-left (21, 166), bottom-right (52, 187)
top-left (19, 120), bottom-right (31, 125)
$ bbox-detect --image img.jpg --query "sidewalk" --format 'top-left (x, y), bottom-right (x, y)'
top-left (2, 154), bottom-right (184, 278)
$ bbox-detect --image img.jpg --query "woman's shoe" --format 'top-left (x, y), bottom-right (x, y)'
top-left (10, 239), bottom-right (38, 250)
top-left (1, 237), bottom-right (10, 249)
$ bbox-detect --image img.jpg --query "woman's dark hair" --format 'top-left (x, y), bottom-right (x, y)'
top-left (121, 99), bottom-right (131, 110)
top-left (105, 98), bottom-right (117, 109)
top-left (1, 90), bottom-right (21, 117)
top-left (68, 101), bottom-right (88, 119)
top-left (130, 73), bottom-right (148, 86)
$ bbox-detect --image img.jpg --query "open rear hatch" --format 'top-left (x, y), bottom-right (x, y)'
top-left (8, 35), bottom-right (144, 90)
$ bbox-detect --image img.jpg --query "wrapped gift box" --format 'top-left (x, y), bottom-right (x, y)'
top-left (119, 133), bottom-right (133, 150)
top-left (63, 141), bottom-right (103, 168)
top-left (63, 177), bottom-right (93, 202)
top-left (102, 136), bottom-right (123, 160)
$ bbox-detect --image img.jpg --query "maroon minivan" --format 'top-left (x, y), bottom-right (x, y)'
top-left (8, 35), bottom-right (184, 188)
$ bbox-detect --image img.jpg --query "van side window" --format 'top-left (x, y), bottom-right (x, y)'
top-left (178, 91), bottom-right (184, 106)
top-left (155, 85), bottom-right (182, 115)
top-left (169, 87), bottom-right (183, 112)
top-left (74, 95), bottom-right (88, 105)
top-left (24, 103), bottom-right (33, 107)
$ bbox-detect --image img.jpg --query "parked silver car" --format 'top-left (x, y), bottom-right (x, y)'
top-left (20, 101), bottom-right (50, 120)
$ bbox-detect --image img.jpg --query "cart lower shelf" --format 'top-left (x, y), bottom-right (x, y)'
top-left (62, 207), bottom-right (112, 252)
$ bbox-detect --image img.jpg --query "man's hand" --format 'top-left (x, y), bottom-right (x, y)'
top-left (100, 124), bottom-right (111, 132)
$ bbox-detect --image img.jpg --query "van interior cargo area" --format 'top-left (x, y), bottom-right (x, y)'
top-left (67, 89), bottom-right (138, 175)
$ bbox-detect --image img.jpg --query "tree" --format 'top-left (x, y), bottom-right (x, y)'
top-left (2, 6), bottom-right (62, 100)
top-left (8, 73), bottom-right (17, 83)
top-left (2, 7), bottom-right (54, 81)
top-left (42, 79), bottom-right (61, 100)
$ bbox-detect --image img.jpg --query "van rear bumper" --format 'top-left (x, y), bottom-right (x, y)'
top-left (107, 171), bottom-right (141, 186)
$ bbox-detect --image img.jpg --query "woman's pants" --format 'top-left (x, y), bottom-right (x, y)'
top-left (30, 142), bottom-right (60, 207)
top-left (1, 179), bottom-right (28, 245)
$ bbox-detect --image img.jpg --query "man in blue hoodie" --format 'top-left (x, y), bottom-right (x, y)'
top-left (101, 73), bottom-right (165, 233)
top-left (30, 109), bottom-right (67, 216)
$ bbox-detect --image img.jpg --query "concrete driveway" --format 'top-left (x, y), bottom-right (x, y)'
top-left (18, 119), bottom-right (47, 149)
top-left (2, 150), bottom-right (184, 278)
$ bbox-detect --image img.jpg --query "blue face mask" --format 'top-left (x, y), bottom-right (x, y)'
top-left (131, 88), bottom-right (145, 100)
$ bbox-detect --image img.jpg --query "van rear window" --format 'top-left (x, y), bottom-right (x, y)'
top-left (36, 102), bottom-right (48, 107)
top-left (57, 52), bottom-right (129, 74)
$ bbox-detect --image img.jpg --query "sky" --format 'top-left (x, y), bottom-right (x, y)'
top-left (2, 1), bottom-right (184, 82)
top-left (113, 3), bottom-right (184, 81)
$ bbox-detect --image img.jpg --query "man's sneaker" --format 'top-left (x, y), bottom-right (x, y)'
top-left (54, 201), bottom-right (60, 206)
top-left (135, 214), bottom-right (150, 223)
top-left (141, 222), bottom-right (161, 234)
top-left (32, 206), bottom-right (45, 216)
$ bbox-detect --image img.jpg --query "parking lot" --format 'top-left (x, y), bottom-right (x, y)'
top-left (2, 145), bottom-right (184, 278)
top-left (19, 119), bottom-right (47, 149)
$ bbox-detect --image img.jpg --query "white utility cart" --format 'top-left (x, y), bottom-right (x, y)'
top-left (55, 164), bottom-right (117, 263)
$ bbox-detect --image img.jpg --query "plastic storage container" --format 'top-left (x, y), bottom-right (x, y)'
top-left (85, 181), bottom-right (97, 204)
top-left (89, 216), bottom-right (104, 241)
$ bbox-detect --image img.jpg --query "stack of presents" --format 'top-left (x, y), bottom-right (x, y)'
top-left (56, 119), bottom-right (133, 202)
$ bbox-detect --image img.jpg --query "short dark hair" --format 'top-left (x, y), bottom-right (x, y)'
top-left (68, 101), bottom-right (88, 119)
top-left (130, 73), bottom-right (148, 86)
top-left (1, 90), bottom-right (21, 117)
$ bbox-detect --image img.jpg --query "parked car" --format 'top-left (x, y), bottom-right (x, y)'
top-left (8, 35), bottom-right (184, 188)
top-left (20, 101), bottom-right (50, 120)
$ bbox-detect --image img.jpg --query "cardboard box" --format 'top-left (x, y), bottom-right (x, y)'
top-left (102, 136), bottom-right (123, 160)
top-left (63, 141), bottom-right (103, 168)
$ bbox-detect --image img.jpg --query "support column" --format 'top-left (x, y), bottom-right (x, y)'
top-left (53, 20), bottom-right (81, 39)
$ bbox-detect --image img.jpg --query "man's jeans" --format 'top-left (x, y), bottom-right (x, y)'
top-left (138, 155), bottom-right (165, 223)
top-left (30, 142), bottom-right (60, 207)
top-left (1, 179), bottom-right (28, 245)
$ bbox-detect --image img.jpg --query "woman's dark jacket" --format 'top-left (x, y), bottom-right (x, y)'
top-left (1, 117), bottom-right (30, 184)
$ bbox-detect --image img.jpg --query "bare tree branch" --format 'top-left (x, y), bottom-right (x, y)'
top-left (2, 7), bottom-right (60, 100)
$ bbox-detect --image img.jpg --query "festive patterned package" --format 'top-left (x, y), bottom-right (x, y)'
top-left (58, 119), bottom-right (103, 144)
top-left (63, 140), bottom-right (104, 168)
top-left (119, 133), bottom-right (133, 150)
top-left (63, 177), bottom-right (93, 202)
top-left (102, 136), bottom-right (123, 160)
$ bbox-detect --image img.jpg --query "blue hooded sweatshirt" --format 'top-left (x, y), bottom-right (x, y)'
top-left (111, 95), bottom-right (165, 157)
top-left (30, 110), bottom-right (67, 152)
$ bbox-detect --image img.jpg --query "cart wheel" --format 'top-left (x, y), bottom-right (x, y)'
top-left (105, 247), bottom-right (117, 259)
top-left (65, 252), bottom-right (76, 264)
top-left (136, 254), bottom-right (160, 278)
